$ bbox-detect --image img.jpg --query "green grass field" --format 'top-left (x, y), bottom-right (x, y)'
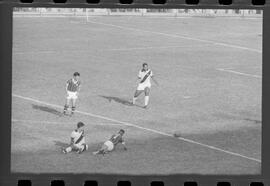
top-left (11, 15), bottom-right (262, 175)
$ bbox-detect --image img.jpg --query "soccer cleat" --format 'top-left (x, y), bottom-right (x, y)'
top-left (63, 110), bottom-right (69, 116)
top-left (77, 149), bottom-right (83, 154)
top-left (62, 149), bottom-right (67, 154)
top-left (143, 105), bottom-right (148, 109)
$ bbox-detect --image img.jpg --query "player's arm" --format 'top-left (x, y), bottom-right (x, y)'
top-left (66, 83), bottom-right (69, 92)
top-left (135, 77), bottom-right (141, 85)
top-left (70, 131), bottom-right (76, 145)
top-left (77, 81), bottom-right (81, 92)
top-left (70, 137), bottom-right (75, 145)
top-left (66, 80), bottom-right (70, 92)
top-left (120, 139), bottom-right (127, 150)
top-left (76, 84), bottom-right (81, 96)
top-left (136, 71), bottom-right (142, 84)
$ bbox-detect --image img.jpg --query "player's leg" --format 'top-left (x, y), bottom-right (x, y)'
top-left (63, 97), bottom-right (71, 115)
top-left (70, 92), bottom-right (78, 115)
top-left (76, 143), bottom-right (88, 154)
top-left (71, 98), bottom-right (76, 115)
top-left (132, 90), bottom-right (143, 105)
top-left (143, 87), bottom-right (150, 108)
top-left (93, 144), bottom-right (108, 155)
top-left (62, 144), bottom-right (76, 154)
top-left (93, 141), bottom-right (113, 155)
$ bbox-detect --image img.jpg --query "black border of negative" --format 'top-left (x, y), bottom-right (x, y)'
top-left (0, 1), bottom-right (269, 186)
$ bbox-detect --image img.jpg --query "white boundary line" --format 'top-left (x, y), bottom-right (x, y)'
top-left (104, 44), bottom-right (211, 51)
top-left (12, 93), bottom-right (261, 163)
top-left (12, 119), bottom-right (123, 126)
top-left (14, 51), bottom-right (56, 55)
top-left (86, 20), bottom-right (262, 54)
top-left (13, 44), bottom-right (211, 55)
top-left (217, 68), bottom-right (262, 79)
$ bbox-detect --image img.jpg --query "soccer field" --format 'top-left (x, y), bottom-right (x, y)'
top-left (11, 15), bottom-right (262, 174)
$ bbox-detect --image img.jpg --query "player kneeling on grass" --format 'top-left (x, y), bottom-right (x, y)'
top-left (62, 122), bottom-right (88, 154)
top-left (93, 129), bottom-right (127, 155)
top-left (63, 72), bottom-right (81, 116)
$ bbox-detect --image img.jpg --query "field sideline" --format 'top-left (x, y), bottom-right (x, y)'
top-left (12, 15), bottom-right (262, 174)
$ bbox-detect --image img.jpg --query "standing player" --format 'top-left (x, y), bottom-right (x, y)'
top-left (93, 129), bottom-right (127, 155)
top-left (62, 122), bottom-right (88, 154)
top-left (132, 63), bottom-right (159, 108)
top-left (63, 72), bottom-right (81, 116)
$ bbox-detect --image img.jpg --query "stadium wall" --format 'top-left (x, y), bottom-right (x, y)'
top-left (13, 8), bottom-right (262, 18)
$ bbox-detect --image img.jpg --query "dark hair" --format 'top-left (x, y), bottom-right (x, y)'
top-left (73, 72), bottom-right (80, 76)
top-left (77, 122), bottom-right (85, 128)
top-left (119, 129), bottom-right (125, 134)
top-left (142, 63), bottom-right (148, 67)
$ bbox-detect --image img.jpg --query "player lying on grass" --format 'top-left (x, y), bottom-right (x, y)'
top-left (93, 129), bottom-right (127, 155)
top-left (62, 122), bottom-right (88, 154)
top-left (132, 63), bottom-right (159, 109)
top-left (63, 72), bottom-right (81, 116)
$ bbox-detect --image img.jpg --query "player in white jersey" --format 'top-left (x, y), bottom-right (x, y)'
top-left (132, 63), bottom-right (159, 108)
top-left (62, 122), bottom-right (88, 154)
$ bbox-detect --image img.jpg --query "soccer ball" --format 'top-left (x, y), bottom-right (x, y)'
top-left (173, 133), bottom-right (181, 138)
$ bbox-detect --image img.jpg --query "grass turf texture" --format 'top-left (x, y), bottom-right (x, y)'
top-left (12, 15), bottom-right (262, 174)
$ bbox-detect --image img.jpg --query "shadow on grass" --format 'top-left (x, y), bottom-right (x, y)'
top-left (53, 140), bottom-right (70, 148)
top-left (244, 118), bottom-right (261, 124)
top-left (32, 104), bottom-right (63, 116)
top-left (99, 95), bottom-right (133, 106)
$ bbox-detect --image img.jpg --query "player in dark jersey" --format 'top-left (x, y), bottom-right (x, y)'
top-left (93, 129), bottom-right (127, 155)
top-left (63, 72), bottom-right (81, 116)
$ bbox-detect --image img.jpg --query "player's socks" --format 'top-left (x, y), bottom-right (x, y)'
top-left (62, 149), bottom-right (67, 154)
top-left (93, 149), bottom-right (102, 155)
top-left (132, 97), bottom-right (137, 104)
top-left (98, 149), bottom-right (106, 155)
top-left (63, 105), bottom-right (68, 114)
top-left (71, 106), bottom-right (76, 114)
top-left (77, 148), bottom-right (83, 154)
top-left (144, 96), bottom-right (149, 107)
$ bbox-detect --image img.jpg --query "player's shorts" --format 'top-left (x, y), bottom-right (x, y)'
top-left (137, 83), bottom-right (151, 91)
top-left (104, 140), bottom-right (114, 151)
top-left (73, 143), bottom-right (88, 150)
top-left (67, 91), bottom-right (78, 99)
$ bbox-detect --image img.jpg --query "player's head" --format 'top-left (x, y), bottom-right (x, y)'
top-left (77, 122), bottom-right (85, 130)
top-left (142, 63), bottom-right (148, 71)
top-left (118, 129), bottom-right (125, 136)
top-left (73, 72), bottom-right (80, 81)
